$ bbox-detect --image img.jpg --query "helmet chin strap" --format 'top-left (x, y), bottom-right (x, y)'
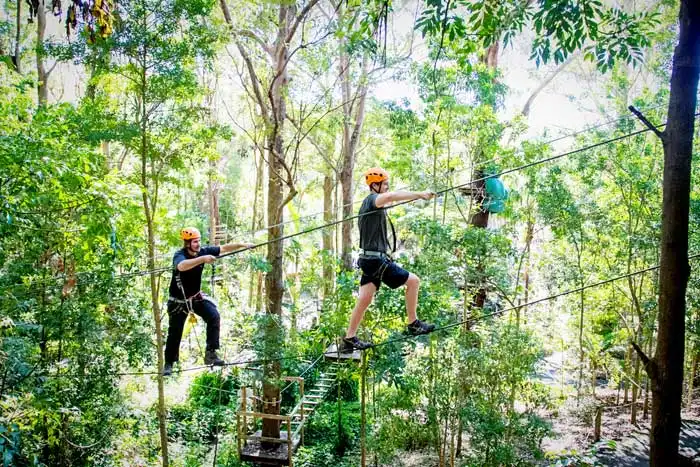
top-left (184, 240), bottom-right (199, 255)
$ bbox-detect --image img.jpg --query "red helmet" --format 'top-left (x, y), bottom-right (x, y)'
top-left (364, 167), bottom-right (389, 186)
top-left (180, 227), bottom-right (201, 241)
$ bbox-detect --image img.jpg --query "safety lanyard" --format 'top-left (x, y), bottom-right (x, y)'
top-left (175, 271), bottom-right (196, 314)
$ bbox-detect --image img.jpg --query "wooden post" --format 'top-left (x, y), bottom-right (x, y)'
top-left (283, 376), bottom-right (305, 445)
top-left (361, 350), bottom-right (367, 467)
top-left (242, 387), bottom-right (248, 439)
top-left (287, 418), bottom-right (293, 467)
top-left (337, 338), bottom-right (342, 450)
top-left (594, 406), bottom-right (602, 442)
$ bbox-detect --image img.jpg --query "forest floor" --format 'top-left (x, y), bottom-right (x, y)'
top-left (538, 352), bottom-right (700, 466)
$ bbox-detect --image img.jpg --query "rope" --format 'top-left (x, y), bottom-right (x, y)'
top-left (30, 253), bottom-right (700, 386)
top-left (218, 117), bottom-right (686, 261)
top-left (3, 115), bottom-right (685, 294)
top-left (42, 350), bottom-right (316, 379)
top-left (211, 349), bottom-right (226, 467)
top-left (280, 352), bottom-right (325, 394)
top-left (369, 253), bottom-right (700, 350)
top-left (215, 100), bottom-right (675, 242)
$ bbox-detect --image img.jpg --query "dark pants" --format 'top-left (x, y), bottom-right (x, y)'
top-left (164, 296), bottom-right (220, 364)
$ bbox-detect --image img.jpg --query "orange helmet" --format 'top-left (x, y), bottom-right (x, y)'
top-left (180, 227), bottom-right (201, 241)
top-left (364, 167), bottom-right (389, 186)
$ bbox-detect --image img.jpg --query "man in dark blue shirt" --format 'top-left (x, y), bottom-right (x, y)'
top-left (163, 227), bottom-right (254, 376)
top-left (342, 167), bottom-right (436, 351)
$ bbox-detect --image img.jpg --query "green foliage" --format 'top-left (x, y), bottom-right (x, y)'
top-left (296, 402), bottom-right (362, 465)
top-left (169, 372), bottom-right (239, 443)
top-left (416, 0), bottom-right (659, 73)
top-left (0, 67), bottom-right (152, 467)
top-left (188, 370), bottom-right (240, 408)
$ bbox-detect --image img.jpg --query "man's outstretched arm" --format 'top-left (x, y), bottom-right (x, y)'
top-left (375, 190), bottom-right (435, 208)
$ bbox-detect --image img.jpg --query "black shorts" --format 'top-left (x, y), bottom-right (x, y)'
top-left (358, 257), bottom-right (410, 290)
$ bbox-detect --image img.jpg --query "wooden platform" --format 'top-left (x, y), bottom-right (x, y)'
top-left (240, 430), bottom-right (300, 465)
top-left (324, 342), bottom-right (362, 361)
top-left (237, 368), bottom-right (340, 466)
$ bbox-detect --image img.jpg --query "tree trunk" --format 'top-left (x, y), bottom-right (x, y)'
top-left (625, 344), bottom-right (632, 404)
top-left (261, 4), bottom-right (295, 439)
top-left (645, 2), bottom-right (699, 464)
top-left (469, 170), bottom-right (489, 312)
top-left (481, 42), bottom-right (499, 69)
top-left (14, 0), bottom-right (21, 74)
top-left (208, 158), bottom-right (221, 245)
top-left (576, 248), bottom-right (585, 405)
top-left (140, 103), bottom-right (169, 466)
top-left (322, 171), bottom-right (335, 300)
top-left (249, 149), bottom-right (264, 309)
top-left (339, 34), bottom-right (369, 270)
top-left (36, 0), bottom-right (48, 104)
top-left (686, 351), bottom-right (698, 408)
top-left (632, 353), bottom-right (640, 425)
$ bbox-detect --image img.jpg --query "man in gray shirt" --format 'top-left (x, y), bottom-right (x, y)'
top-left (342, 167), bottom-right (436, 351)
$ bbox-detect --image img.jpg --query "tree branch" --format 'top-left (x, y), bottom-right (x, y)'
top-left (237, 29), bottom-right (274, 57)
top-left (632, 341), bottom-right (655, 381)
top-left (286, 0), bottom-right (323, 44)
top-left (522, 51), bottom-right (578, 117)
top-left (235, 41), bottom-right (270, 123)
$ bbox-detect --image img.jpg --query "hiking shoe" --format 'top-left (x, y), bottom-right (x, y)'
top-left (204, 350), bottom-right (225, 366)
top-left (407, 319), bottom-right (435, 336)
top-left (341, 336), bottom-right (372, 352)
top-left (163, 362), bottom-right (174, 376)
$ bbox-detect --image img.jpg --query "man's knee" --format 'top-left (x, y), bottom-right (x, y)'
top-left (207, 308), bottom-right (221, 325)
top-left (359, 283), bottom-right (377, 301)
top-left (406, 273), bottom-right (420, 289)
top-left (200, 300), bottom-right (220, 324)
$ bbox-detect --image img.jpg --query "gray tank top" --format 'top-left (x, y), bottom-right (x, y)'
top-left (358, 194), bottom-right (390, 253)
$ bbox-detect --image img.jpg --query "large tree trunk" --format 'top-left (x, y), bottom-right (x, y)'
top-left (470, 169), bottom-right (489, 310)
top-left (248, 148), bottom-right (265, 309)
top-left (220, 0), bottom-right (319, 441)
top-left (339, 29), bottom-right (369, 270)
top-left (14, 0), bottom-right (21, 73)
top-left (261, 4), bottom-right (294, 439)
top-left (140, 94), bottom-right (169, 467)
top-left (322, 171), bottom-right (335, 300)
top-left (36, 0), bottom-right (48, 104)
top-left (208, 158), bottom-right (221, 246)
top-left (686, 350), bottom-right (698, 408)
top-left (641, 2), bottom-right (699, 464)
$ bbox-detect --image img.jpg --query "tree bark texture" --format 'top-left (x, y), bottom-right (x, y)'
top-left (140, 99), bottom-right (169, 466)
top-left (36, 0), bottom-right (48, 104)
top-left (322, 171), bottom-right (335, 300)
top-left (14, 0), bottom-right (21, 73)
top-left (647, 1), bottom-right (699, 464)
top-left (339, 33), bottom-right (369, 270)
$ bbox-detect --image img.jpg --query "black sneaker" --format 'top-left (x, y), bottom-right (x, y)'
top-left (341, 336), bottom-right (372, 352)
top-left (163, 362), bottom-right (174, 376)
top-left (204, 350), bottom-right (225, 366)
top-left (407, 319), bottom-right (435, 336)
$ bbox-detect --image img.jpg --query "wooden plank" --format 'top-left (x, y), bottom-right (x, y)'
top-left (324, 343), bottom-right (362, 362)
top-left (240, 430), bottom-right (300, 465)
top-left (246, 435), bottom-right (290, 444)
top-left (238, 411), bottom-right (291, 422)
